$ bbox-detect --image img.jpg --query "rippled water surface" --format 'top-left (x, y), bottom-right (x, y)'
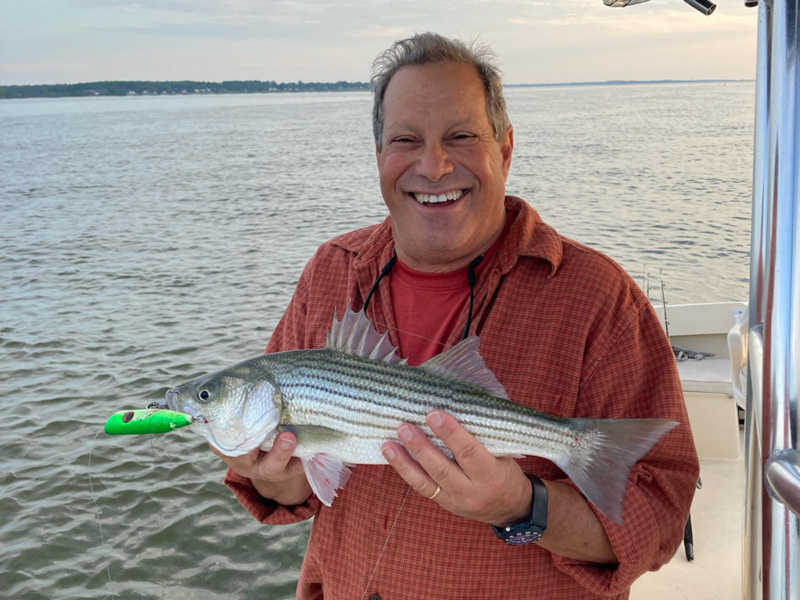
top-left (0, 83), bottom-right (754, 599)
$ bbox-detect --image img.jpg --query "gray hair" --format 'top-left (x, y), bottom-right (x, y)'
top-left (370, 32), bottom-right (511, 151)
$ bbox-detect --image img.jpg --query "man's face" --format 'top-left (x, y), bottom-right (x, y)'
top-left (376, 62), bottom-right (513, 272)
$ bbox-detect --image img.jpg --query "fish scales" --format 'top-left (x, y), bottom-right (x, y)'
top-left (166, 307), bottom-right (678, 523)
top-left (267, 349), bottom-right (571, 459)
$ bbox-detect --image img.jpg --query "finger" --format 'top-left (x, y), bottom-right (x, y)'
top-left (395, 421), bottom-right (470, 493)
top-left (381, 440), bottom-right (444, 501)
top-left (209, 432), bottom-right (298, 479)
top-left (426, 410), bottom-right (496, 477)
top-left (252, 432), bottom-right (300, 478)
top-left (266, 431), bottom-right (297, 462)
top-left (209, 445), bottom-right (261, 480)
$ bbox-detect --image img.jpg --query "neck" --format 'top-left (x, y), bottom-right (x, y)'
top-left (393, 214), bottom-right (508, 274)
top-left (394, 250), bottom-right (481, 273)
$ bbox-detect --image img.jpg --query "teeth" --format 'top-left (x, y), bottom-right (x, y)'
top-left (414, 190), bottom-right (464, 204)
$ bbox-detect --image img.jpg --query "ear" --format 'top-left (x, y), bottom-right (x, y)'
top-left (500, 125), bottom-right (514, 179)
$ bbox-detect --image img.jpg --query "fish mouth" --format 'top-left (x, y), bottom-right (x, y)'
top-left (165, 388), bottom-right (180, 412)
top-left (164, 388), bottom-right (201, 420)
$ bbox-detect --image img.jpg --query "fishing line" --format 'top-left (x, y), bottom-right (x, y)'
top-left (363, 319), bottom-right (449, 349)
top-left (360, 486), bottom-right (411, 599)
top-left (148, 435), bottom-right (168, 600)
top-left (88, 427), bottom-right (114, 588)
top-left (89, 427), bottom-right (168, 599)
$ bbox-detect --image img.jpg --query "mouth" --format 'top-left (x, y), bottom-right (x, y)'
top-left (165, 389), bottom-right (180, 411)
top-left (165, 388), bottom-right (201, 419)
top-left (411, 189), bottom-right (467, 205)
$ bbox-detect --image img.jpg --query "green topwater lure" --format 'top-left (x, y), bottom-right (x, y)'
top-left (104, 409), bottom-right (194, 435)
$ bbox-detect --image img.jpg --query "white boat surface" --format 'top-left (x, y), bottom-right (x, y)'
top-left (632, 301), bottom-right (747, 598)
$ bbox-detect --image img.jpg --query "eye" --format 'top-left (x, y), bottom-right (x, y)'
top-left (390, 135), bottom-right (418, 146)
top-left (197, 388), bottom-right (214, 403)
top-left (449, 132), bottom-right (477, 145)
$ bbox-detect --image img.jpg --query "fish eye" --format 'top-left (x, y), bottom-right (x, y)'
top-left (197, 388), bottom-right (214, 403)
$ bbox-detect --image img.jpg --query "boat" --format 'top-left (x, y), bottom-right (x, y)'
top-left (611, 1), bottom-right (800, 599)
top-left (656, 301), bottom-right (748, 461)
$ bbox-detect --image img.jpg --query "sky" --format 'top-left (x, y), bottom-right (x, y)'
top-left (0, 0), bottom-right (759, 86)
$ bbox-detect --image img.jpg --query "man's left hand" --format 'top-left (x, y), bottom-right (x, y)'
top-left (381, 409), bottom-right (532, 527)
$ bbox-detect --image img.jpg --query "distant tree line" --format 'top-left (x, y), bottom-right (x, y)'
top-left (0, 80), bottom-right (370, 99)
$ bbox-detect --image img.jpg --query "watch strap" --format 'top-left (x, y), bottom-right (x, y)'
top-left (490, 474), bottom-right (548, 546)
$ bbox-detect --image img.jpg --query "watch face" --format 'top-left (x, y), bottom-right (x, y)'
top-left (506, 530), bottom-right (543, 545)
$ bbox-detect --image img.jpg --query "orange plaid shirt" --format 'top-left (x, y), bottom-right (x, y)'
top-left (225, 196), bottom-right (699, 600)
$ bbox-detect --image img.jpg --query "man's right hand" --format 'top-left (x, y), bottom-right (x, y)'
top-left (210, 432), bottom-right (313, 506)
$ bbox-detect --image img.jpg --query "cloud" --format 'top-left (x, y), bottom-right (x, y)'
top-left (346, 25), bottom-right (414, 39)
top-left (0, 0), bottom-right (759, 85)
top-left (100, 21), bottom-right (256, 38)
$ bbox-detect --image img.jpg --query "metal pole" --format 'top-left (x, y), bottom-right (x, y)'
top-left (744, 1), bottom-right (772, 596)
top-left (745, 2), bottom-right (800, 600)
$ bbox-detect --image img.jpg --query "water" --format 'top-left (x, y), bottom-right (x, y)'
top-left (0, 83), bottom-right (754, 599)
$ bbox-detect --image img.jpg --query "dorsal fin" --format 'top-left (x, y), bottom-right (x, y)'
top-left (327, 306), bottom-right (407, 365)
top-left (421, 336), bottom-right (509, 399)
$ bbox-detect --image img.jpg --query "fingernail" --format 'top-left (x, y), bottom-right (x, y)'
top-left (279, 438), bottom-right (295, 450)
top-left (382, 444), bottom-right (396, 461)
top-left (428, 410), bottom-right (444, 428)
top-left (398, 424), bottom-right (413, 442)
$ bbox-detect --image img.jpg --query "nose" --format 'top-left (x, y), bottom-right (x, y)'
top-left (415, 142), bottom-right (453, 182)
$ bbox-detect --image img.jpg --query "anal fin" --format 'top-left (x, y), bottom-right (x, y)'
top-left (301, 453), bottom-right (353, 507)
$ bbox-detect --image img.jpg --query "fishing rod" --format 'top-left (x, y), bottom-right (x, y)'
top-left (602, 0), bottom-right (717, 15)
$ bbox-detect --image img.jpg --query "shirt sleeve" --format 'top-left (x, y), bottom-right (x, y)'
top-left (551, 298), bottom-right (700, 595)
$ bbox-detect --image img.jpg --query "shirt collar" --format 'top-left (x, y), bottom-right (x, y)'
top-left (498, 195), bottom-right (562, 278)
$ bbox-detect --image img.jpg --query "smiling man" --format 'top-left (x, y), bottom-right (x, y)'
top-left (216, 32), bottom-right (699, 599)
top-left (376, 60), bottom-right (512, 273)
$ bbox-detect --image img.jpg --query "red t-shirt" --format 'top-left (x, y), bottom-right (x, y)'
top-left (390, 212), bottom-right (514, 365)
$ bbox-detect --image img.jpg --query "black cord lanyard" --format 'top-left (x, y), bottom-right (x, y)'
top-left (362, 251), bottom-right (397, 316)
top-left (362, 251), bottom-right (483, 342)
top-left (461, 254), bottom-right (483, 340)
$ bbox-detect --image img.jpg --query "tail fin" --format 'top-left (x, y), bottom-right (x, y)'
top-left (555, 419), bottom-right (678, 525)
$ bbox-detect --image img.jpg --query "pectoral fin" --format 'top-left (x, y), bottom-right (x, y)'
top-left (300, 453), bottom-right (353, 507)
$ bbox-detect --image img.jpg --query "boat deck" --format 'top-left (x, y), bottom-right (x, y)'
top-left (631, 429), bottom-right (744, 599)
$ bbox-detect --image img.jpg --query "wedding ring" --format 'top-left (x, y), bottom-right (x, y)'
top-left (428, 485), bottom-right (442, 500)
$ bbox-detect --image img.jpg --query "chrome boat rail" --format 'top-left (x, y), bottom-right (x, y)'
top-left (604, 1), bottom-right (799, 599)
top-left (745, 1), bottom-right (800, 598)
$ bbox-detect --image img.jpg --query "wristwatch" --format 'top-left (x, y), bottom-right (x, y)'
top-left (490, 474), bottom-right (548, 545)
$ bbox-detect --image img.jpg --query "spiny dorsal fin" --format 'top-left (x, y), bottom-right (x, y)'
top-left (326, 306), bottom-right (407, 365)
top-left (422, 336), bottom-right (509, 399)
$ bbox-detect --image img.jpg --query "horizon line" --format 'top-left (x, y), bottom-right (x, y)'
top-left (0, 77), bottom-right (754, 89)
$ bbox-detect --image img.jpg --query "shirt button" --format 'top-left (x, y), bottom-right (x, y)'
top-left (368, 594), bottom-right (381, 600)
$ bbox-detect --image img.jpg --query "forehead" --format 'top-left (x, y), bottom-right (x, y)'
top-left (382, 62), bottom-right (490, 129)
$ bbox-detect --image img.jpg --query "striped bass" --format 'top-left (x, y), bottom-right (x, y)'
top-left (165, 307), bottom-right (677, 524)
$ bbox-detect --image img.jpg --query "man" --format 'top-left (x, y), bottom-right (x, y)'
top-left (216, 32), bottom-right (699, 599)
